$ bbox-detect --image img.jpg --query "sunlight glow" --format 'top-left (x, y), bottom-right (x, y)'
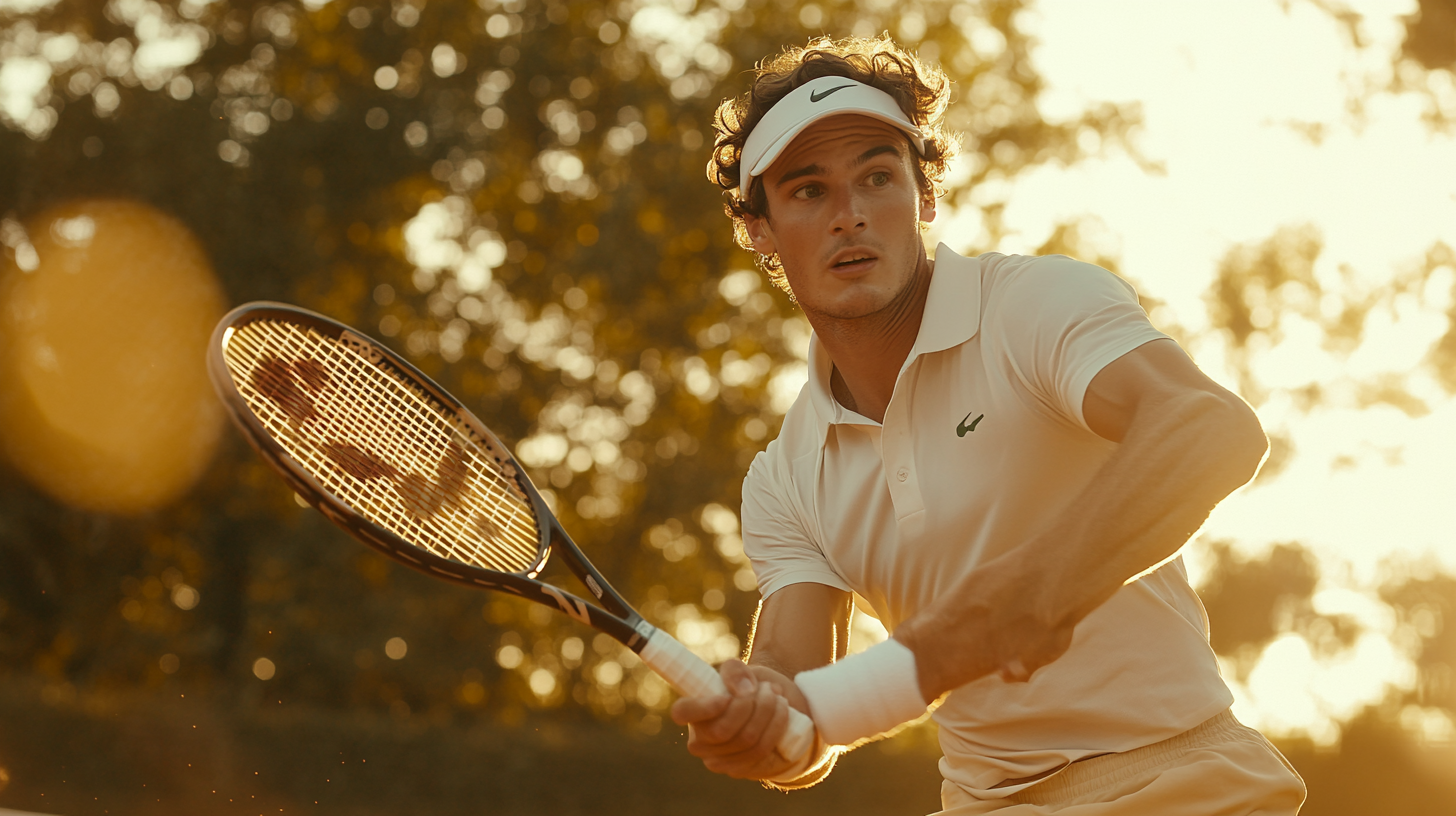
top-left (1235, 629), bottom-right (1416, 747)
top-left (941, 0), bottom-right (1456, 744)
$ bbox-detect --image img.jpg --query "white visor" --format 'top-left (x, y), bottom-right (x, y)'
top-left (739, 76), bottom-right (926, 184)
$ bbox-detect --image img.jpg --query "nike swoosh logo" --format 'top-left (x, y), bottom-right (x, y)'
top-left (810, 84), bottom-right (855, 103)
top-left (957, 412), bottom-right (984, 437)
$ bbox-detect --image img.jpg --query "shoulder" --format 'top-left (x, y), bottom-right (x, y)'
top-left (979, 252), bottom-right (1137, 295)
top-left (747, 395), bottom-right (817, 486)
top-left (977, 253), bottom-right (1142, 317)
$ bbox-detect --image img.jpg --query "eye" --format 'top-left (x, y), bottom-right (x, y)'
top-left (867, 171), bottom-right (891, 186)
top-left (792, 184), bottom-right (823, 200)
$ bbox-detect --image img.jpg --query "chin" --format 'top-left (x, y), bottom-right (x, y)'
top-left (814, 290), bottom-right (898, 321)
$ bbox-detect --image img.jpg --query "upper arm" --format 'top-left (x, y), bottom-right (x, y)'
top-left (1082, 338), bottom-right (1264, 446)
top-left (746, 583), bottom-right (853, 677)
top-left (741, 450), bottom-right (852, 599)
top-left (992, 257), bottom-right (1171, 432)
top-left (738, 447), bottom-right (853, 676)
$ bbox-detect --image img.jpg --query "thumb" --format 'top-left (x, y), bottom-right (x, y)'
top-left (718, 658), bottom-right (758, 697)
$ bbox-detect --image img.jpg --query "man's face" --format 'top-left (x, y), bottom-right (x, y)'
top-left (744, 114), bottom-right (935, 322)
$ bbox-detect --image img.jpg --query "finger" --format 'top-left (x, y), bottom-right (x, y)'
top-left (695, 681), bottom-right (779, 759)
top-left (687, 689), bottom-right (760, 754)
top-left (734, 681), bottom-right (782, 751)
top-left (733, 681), bottom-right (788, 760)
top-left (718, 658), bottom-right (759, 697)
top-left (690, 663), bottom-right (761, 738)
top-left (758, 693), bottom-right (792, 766)
top-left (745, 664), bottom-right (802, 702)
top-left (706, 695), bottom-right (794, 780)
top-left (670, 691), bottom-right (731, 725)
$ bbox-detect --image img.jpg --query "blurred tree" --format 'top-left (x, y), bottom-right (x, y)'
top-left (1400, 0), bottom-right (1456, 71)
top-left (1200, 227), bottom-right (1455, 491)
top-left (1195, 541), bottom-right (1369, 682)
top-left (1382, 566), bottom-right (1456, 716)
top-left (0, 0), bottom-right (1142, 728)
top-left (1393, 0), bottom-right (1456, 131)
top-left (1305, 0), bottom-right (1456, 130)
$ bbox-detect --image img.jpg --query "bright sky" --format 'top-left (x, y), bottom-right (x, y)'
top-left (926, 0), bottom-right (1456, 743)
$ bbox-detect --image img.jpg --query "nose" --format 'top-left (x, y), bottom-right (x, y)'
top-left (828, 187), bottom-right (867, 235)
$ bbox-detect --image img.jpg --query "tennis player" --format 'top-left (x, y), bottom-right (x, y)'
top-left (670, 37), bottom-right (1307, 814)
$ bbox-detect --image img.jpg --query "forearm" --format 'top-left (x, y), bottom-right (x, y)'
top-left (1033, 389), bottom-right (1265, 626)
top-left (899, 387), bottom-right (1266, 700)
top-left (749, 586), bottom-right (853, 788)
top-left (745, 585), bottom-right (851, 676)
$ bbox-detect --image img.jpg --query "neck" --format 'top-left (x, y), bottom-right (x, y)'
top-left (809, 252), bottom-right (933, 424)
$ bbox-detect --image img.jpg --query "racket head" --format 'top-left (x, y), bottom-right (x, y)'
top-left (207, 301), bottom-right (554, 583)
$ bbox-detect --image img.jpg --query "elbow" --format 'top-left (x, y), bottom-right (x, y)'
top-left (1213, 393), bottom-right (1267, 487)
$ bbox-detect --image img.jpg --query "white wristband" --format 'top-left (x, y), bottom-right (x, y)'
top-left (794, 637), bottom-right (927, 746)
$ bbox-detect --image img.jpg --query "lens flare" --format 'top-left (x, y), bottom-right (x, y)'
top-left (0, 199), bottom-right (226, 514)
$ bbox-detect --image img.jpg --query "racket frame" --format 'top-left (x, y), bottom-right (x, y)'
top-left (208, 301), bottom-right (818, 763)
top-left (208, 302), bottom-right (651, 651)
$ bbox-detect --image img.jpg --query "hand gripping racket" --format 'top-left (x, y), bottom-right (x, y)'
top-left (207, 302), bottom-right (814, 762)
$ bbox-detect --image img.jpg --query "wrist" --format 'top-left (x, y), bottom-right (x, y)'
top-left (889, 616), bottom-right (941, 702)
top-left (764, 731), bottom-right (833, 787)
top-left (794, 637), bottom-right (928, 747)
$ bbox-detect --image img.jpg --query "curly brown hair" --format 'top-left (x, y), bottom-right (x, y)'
top-left (707, 36), bottom-right (958, 292)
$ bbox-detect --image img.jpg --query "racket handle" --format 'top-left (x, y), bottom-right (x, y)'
top-left (639, 627), bottom-right (817, 763)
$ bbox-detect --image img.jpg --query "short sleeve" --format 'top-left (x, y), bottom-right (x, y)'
top-left (740, 450), bottom-right (852, 599)
top-left (989, 255), bottom-right (1169, 431)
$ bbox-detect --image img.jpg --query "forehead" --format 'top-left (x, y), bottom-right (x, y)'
top-left (762, 114), bottom-right (912, 179)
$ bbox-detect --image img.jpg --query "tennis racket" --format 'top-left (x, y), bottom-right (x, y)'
top-left (207, 302), bottom-right (814, 761)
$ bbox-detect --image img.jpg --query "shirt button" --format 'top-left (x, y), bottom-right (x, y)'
top-left (896, 468), bottom-right (908, 482)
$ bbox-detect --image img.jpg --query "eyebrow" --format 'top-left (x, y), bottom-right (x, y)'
top-left (771, 143), bottom-right (904, 189)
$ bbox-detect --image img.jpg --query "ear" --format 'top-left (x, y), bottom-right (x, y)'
top-left (744, 214), bottom-right (777, 257)
top-left (919, 194), bottom-right (937, 224)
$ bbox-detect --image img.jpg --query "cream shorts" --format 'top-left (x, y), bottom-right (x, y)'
top-left (936, 709), bottom-right (1306, 814)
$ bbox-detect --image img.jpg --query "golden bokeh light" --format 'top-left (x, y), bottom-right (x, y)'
top-left (0, 198), bottom-right (226, 514)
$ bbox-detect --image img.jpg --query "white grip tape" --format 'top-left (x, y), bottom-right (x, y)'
top-left (794, 637), bottom-right (927, 747)
top-left (639, 627), bottom-right (816, 762)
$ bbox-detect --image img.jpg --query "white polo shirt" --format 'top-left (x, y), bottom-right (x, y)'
top-left (741, 247), bottom-right (1233, 798)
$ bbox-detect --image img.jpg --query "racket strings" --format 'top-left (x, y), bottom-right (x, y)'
top-left (223, 319), bottom-right (542, 574)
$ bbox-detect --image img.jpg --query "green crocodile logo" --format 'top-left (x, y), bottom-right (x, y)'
top-left (956, 412), bottom-right (984, 437)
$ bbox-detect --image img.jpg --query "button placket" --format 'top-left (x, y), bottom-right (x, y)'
top-left (880, 373), bottom-right (924, 519)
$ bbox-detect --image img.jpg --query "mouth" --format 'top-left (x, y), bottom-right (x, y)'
top-left (829, 249), bottom-right (878, 271)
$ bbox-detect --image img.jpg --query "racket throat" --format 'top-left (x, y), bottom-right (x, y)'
top-left (549, 527), bottom-right (635, 620)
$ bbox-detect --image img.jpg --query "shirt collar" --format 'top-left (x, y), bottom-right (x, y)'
top-left (805, 243), bottom-right (982, 435)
